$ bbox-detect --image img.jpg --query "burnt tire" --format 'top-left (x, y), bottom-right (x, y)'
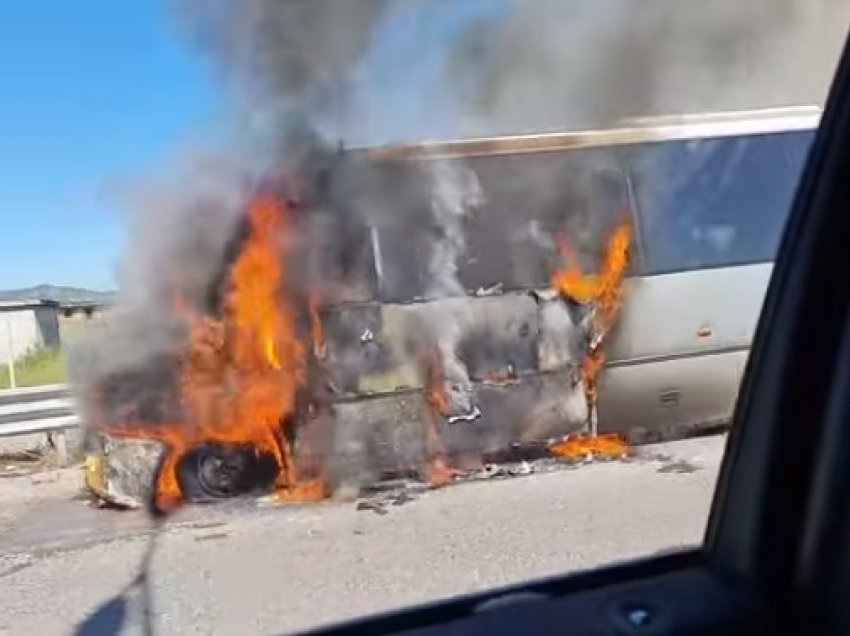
top-left (176, 443), bottom-right (279, 502)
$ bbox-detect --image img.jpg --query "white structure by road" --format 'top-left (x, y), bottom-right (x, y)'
top-left (0, 299), bottom-right (61, 366)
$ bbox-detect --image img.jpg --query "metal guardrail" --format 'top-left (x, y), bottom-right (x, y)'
top-left (0, 383), bottom-right (78, 464)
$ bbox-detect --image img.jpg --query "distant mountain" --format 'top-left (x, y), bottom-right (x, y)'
top-left (0, 284), bottom-right (116, 306)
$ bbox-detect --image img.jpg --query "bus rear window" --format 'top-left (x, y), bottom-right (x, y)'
top-left (630, 130), bottom-right (814, 274)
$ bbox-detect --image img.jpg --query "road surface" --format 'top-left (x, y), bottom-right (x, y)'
top-left (0, 435), bottom-right (725, 635)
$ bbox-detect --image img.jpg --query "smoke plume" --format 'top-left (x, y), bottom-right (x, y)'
top-left (71, 0), bottom-right (849, 430)
top-left (172, 0), bottom-right (391, 148)
top-left (425, 161), bottom-right (484, 299)
top-left (443, 0), bottom-right (848, 135)
top-left (71, 1), bottom-right (394, 410)
top-left (69, 154), bottom-right (252, 415)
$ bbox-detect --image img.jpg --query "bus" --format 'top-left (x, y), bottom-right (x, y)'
top-left (360, 105), bottom-right (819, 441)
top-left (84, 106), bottom-right (819, 504)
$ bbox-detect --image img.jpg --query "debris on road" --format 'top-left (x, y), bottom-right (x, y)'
top-left (355, 481), bottom-right (422, 515)
top-left (391, 491), bottom-right (414, 506)
top-left (472, 460), bottom-right (535, 481)
top-left (0, 442), bottom-right (57, 477)
top-left (356, 500), bottom-right (389, 515)
top-left (447, 405), bottom-right (482, 424)
top-left (658, 460), bottom-right (701, 474)
top-left (83, 434), bottom-right (160, 509)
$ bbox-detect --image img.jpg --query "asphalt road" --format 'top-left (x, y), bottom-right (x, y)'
top-left (0, 434), bottom-right (725, 635)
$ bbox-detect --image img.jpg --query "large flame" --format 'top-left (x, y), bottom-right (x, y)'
top-left (109, 194), bottom-right (325, 510)
top-left (551, 219), bottom-right (632, 331)
top-left (97, 193), bottom-right (635, 506)
top-left (552, 217), bottom-right (631, 389)
top-left (550, 212), bottom-right (632, 457)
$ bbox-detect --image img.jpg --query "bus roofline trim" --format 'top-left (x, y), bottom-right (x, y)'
top-left (358, 105), bottom-right (821, 162)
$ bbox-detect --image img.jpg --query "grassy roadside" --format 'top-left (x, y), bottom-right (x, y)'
top-left (0, 348), bottom-right (67, 389)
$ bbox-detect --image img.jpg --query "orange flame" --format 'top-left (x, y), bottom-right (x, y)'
top-left (549, 432), bottom-right (628, 459)
top-left (552, 216), bottom-right (631, 402)
top-left (422, 346), bottom-right (457, 487)
top-left (424, 346), bottom-right (451, 416)
top-left (426, 457), bottom-right (457, 488)
top-left (552, 219), bottom-right (632, 331)
top-left (551, 212), bottom-right (632, 455)
top-left (109, 194), bottom-right (326, 510)
top-left (581, 348), bottom-right (606, 408)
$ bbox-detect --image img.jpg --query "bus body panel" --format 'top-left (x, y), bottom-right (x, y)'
top-left (598, 264), bottom-right (773, 434)
top-left (608, 263), bottom-right (773, 363)
top-left (597, 349), bottom-right (749, 437)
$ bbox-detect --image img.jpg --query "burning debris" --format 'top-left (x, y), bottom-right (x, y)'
top-left (549, 433), bottom-right (630, 462)
top-left (422, 345), bottom-right (462, 488)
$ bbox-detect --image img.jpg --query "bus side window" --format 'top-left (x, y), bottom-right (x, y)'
top-left (455, 147), bottom-right (631, 290)
top-left (544, 164), bottom-right (632, 275)
top-left (587, 167), bottom-right (641, 274)
top-left (629, 130), bottom-right (814, 275)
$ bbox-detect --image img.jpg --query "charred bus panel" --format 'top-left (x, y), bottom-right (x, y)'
top-left (339, 108), bottom-right (816, 442)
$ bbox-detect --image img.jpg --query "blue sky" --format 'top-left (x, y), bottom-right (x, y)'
top-left (0, 0), bottom-right (503, 292)
top-left (0, 1), bottom-right (222, 291)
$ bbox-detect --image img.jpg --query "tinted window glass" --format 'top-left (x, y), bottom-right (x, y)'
top-left (460, 151), bottom-right (630, 288)
top-left (363, 147), bottom-right (631, 300)
top-left (630, 130), bottom-right (814, 274)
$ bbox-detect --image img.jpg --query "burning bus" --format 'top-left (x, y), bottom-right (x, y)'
top-left (79, 105), bottom-right (818, 510)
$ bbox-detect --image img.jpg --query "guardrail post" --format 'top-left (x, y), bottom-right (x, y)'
top-left (50, 430), bottom-right (68, 467)
top-left (5, 319), bottom-right (16, 389)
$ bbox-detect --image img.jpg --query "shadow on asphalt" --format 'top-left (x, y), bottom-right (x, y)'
top-left (75, 594), bottom-right (128, 636)
top-left (74, 519), bottom-right (162, 636)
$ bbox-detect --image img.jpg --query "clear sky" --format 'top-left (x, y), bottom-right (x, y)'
top-left (0, 1), bottom-right (222, 291)
top-left (0, 0), bottom-right (503, 292)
